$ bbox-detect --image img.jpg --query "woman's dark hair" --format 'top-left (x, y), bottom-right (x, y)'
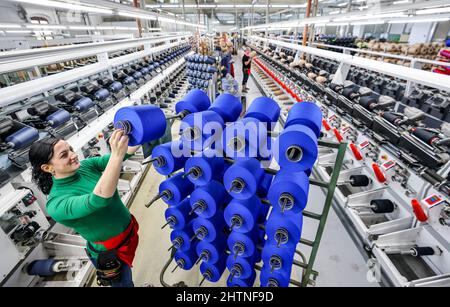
top-left (29, 137), bottom-right (61, 195)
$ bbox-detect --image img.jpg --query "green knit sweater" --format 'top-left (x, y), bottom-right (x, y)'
top-left (46, 153), bottom-right (133, 254)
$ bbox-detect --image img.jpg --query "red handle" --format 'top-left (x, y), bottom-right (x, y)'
top-left (322, 119), bottom-right (331, 131)
top-left (349, 143), bottom-right (363, 161)
top-left (372, 163), bottom-right (386, 183)
top-left (333, 128), bottom-right (343, 142)
top-left (411, 199), bottom-right (428, 222)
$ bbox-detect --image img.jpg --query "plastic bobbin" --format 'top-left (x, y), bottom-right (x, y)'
top-left (260, 267), bottom-right (291, 287)
top-left (184, 149), bottom-right (227, 186)
top-left (175, 88), bottom-right (211, 114)
top-left (209, 92), bottom-right (242, 122)
top-left (226, 253), bottom-right (257, 280)
top-left (256, 173), bottom-right (274, 198)
top-left (199, 257), bottom-right (227, 284)
top-left (411, 199), bottom-right (428, 222)
top-left (189, 180), bottom-right (231, 218)
top-left (227, 270), bottom-right (256, 287)
top-left (159, 172), bottom-right (195, 206)
top-left (273, 124), bottom-right (318, 172)
top-left (222, 117), bottom-right (268, 161)
top-left (114, 105), bottom-right (167, 146)
top-left (169, 224), bottom-right (196, 252)
top-left (173, 248), bottom-right (198, 271)
top-left (333, 128), bottom-right (343, 142)
top-left (284, 102), bottom-right (323, 138)
top-left (180, 110), bottom-right (225, 151)
top-left (268, 171), bottom-right (309, 214)
top-left (223, 158), bottom-right (265, 200)
top-left (151, 140), bottom-right (188, 175)
top-left (349, 143), bottom-right (363, 161)
top-left (195, 239), bottom-right (227, 265)
top-left (46, 109), bottom-right (71, 128)
top-left (164, 198), bottom-right (193, 230)
top-left (224, 196), bottom-right (262, 233)
top-left (372, 163), bottom-right (387, 183)
top-left (26, 259), bottom-right (60, 276)
top-left (227, 229), bottom-right (260, 259)
top-left (322, 119), bottom-right (331, 131)
top-left (261, 244), bottom-right (295, 275)
top-left (265, 211), bottom-right (303, 249)
top-left (192, 213), bottom-right (227, 243)
top-left (5, 126), bottom-right (39, 149)
top-left (244, 96), bottom-right (281, 125)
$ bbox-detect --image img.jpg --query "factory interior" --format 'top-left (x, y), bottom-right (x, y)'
top-left (0, 0), bottom-right (450, 289)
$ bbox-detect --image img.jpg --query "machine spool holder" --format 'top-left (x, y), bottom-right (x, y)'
top-left (157, 138), bottom-right (347, 287)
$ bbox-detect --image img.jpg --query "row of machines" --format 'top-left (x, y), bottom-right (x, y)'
top-left (247, 37), bottom-right (450, 287)
top-left (0, 40), bottom-right (193, 287)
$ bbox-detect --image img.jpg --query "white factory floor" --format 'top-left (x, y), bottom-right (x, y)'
top-left (124, 51), bottom-right (379, 287)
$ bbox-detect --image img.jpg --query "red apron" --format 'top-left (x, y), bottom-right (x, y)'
top-left (94, 215), bottom-right (139, 267)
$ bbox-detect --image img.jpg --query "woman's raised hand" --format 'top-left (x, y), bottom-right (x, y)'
top-left (109, 129), bottom-right (129, 159)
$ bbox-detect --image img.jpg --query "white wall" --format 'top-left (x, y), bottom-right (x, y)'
top-left (408, 22), bottom-right (434, 44)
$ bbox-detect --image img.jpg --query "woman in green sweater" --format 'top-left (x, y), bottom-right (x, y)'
top-left (29, 129), bottom-right (140, 287)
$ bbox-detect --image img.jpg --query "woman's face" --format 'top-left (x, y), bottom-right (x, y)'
top-left (44, 140), bottom-right (80, 177)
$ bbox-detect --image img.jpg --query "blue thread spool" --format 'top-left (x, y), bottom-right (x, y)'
top-left (226, 253), bottom-right (257, 280)
top-left (123, 76), bottom-right (134, 85)
top-left (224, 196), bottom-right (262, 233)
top-left (227, 270), bottom-right (256, 287)
top-left (192, 213), bottom-right (227, 243)
top-left (174, 249), bottom-right (197, 271)
top-left (151, 140), bottom-right (188, 176)
top-left (46, 109), bottom-right (71, 128)
top-left (196, 239), bottom-right (227, 264)
top-left (261, 244), bottom-right (295, 277)
top-left (114, 105), bottom-right (167, 146)
top-left (184, 149), bottom-right (227, 186)
top-left (273, 124), bottom-right (318, 172)
top-left (94, 88), bottom-right (110, 101)
top-left (170, 226), bottom-right (195, 252)
top-left (265, 211), bottom-right (303, 249)
top-left (244, 97), bottom-right (281, 125)
top-left (175, 89), bottom-right (211, 114)
top-left (73, 97), bottom-right (94, 112)
top-left (180, 110), bottom-right (224, 151)
top-left (164, 198), bottom-right (193, 230)
top-left (257, 173), bottom-right (273, 198)
top-left (159, 172), bottom-right (195, 206)
top-left (5, 126), bottom-right (39, 149)
top-left (189, 180), bottom-right (230, 218)
top-left (26, 259), bottom-right (59, 276)
top-left (227, 229), bottom-right (260, 259)
top-left (268, 171), bottom-right (309, 214)
top-left (260, 267), bottom-right (291, 287)
top-left (140, 67), bottom-right (149, 75)
top-left (200, 257), bottom-right (226, 283)
top-left (209, 93), bottom-right (242, 123)
top-left (284, 102), bottom-right (322, 137)
top-left (223, 158), bottom-right (265, 200)
top-left (222, 118), bottom-right (267, 160)
top-left (109, 81), bottom-right (123, 93)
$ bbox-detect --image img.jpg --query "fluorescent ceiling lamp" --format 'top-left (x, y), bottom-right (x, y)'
top-left (351, 20), bottom-right (385, 25)
top-left (26, 24), bottom-right (67, 29)
top-left (285, 14), bottom-right (293, 17)
top-left (333, 11), bottom-right (406, 22)
top-left (393, 0), bottom-right (410, 4)
top-left (96, 26), bottom-right (115, 30)
top-left (359, 6), bottom-right (368, 10)
top-left (236, 4), bottom-right (253, 8)
top-left (253, 4), bottom-right (267, 8)
top-left (5, 30), bottom-right (32, 33)
top-left (271, 4), bottom-right (288, 8)
top-left (226, 21), bottom-right (235, 24)
top-left (388, 17), bottom-right (450, 23)
top-left (416, 7), bottom-right (450, 15)
top-left (212, 21), bottom-right (220, 24)
top-left (10, 0), bottom-right (113, 14)
top-left (314, 23), bottom-right (327, 27)
top-left (337, 2), bottom-right (349, 6)
top-left (331, 22), bottom-right (349, 26)
top-left (217, 4), bottom-right (235, 8)
top-left (0, 23), bottom-right (21, 28)
top-left (290, 4), bottom-right (307, 8)
top-left (328, 10), bottom-right (341, 15)
top-left (118, 11), bottom-right (157, 20)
